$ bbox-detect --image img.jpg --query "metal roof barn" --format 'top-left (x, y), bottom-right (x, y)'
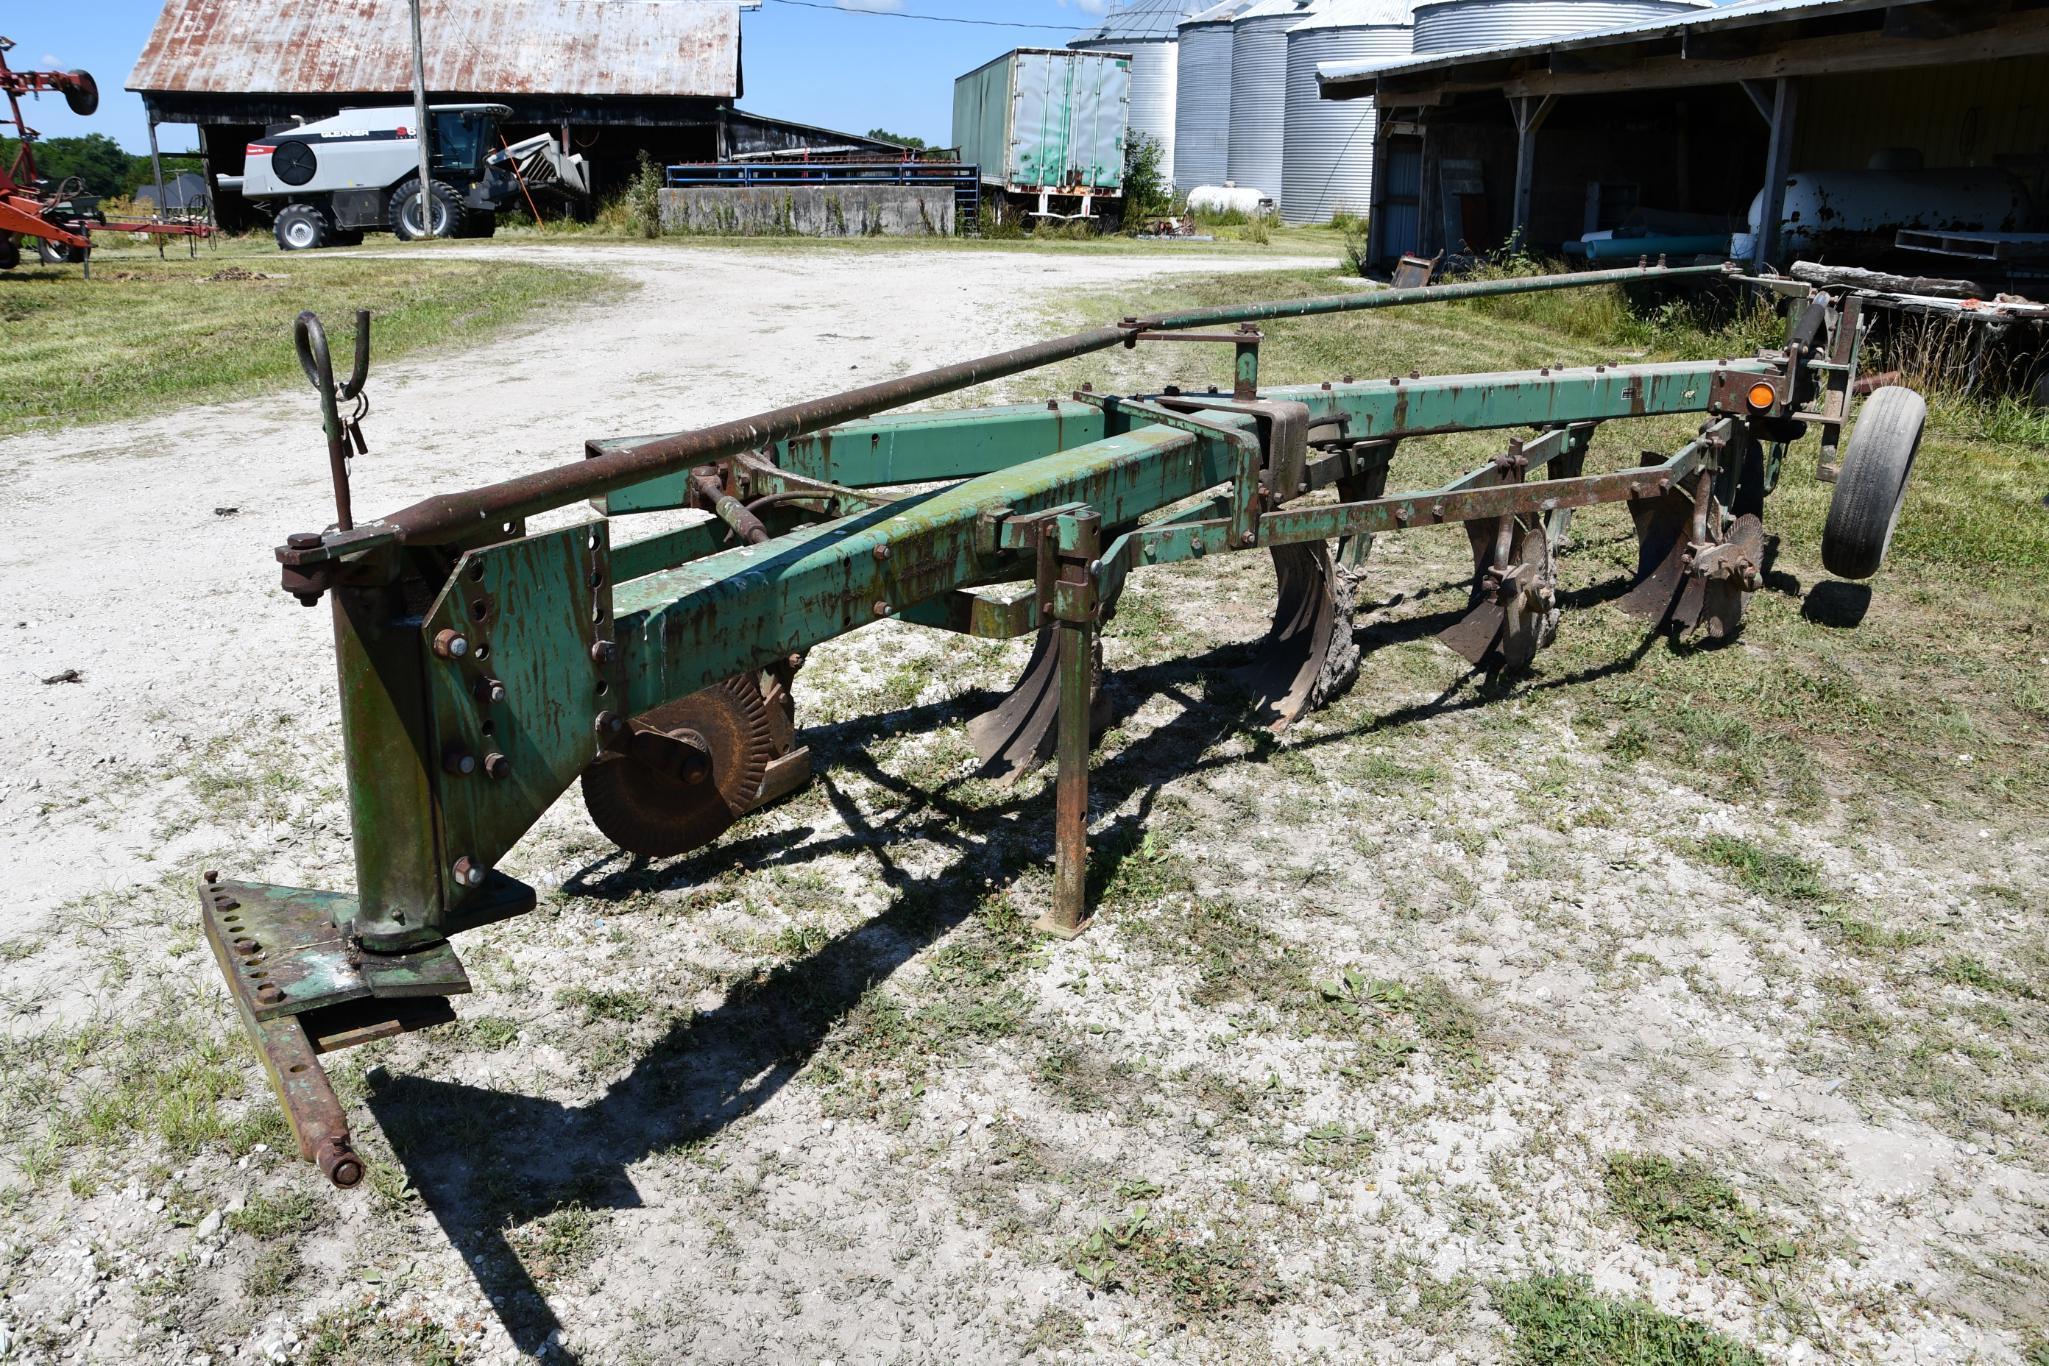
top-left (1070, 0), bottom-right (1205, 185)
top-left (1172, 0), bottom-right (1257, 191)
top-left (120, 0), bottom-right (893, 229)
top-left (129, 0), bottom-right (742, 104)
top-left (1279, 0), bottom-right (1411, 224)
top-left (1227, 0), bottom-right (1320, 205)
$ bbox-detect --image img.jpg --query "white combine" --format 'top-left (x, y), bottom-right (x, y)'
top-left (225, 103), bottom-right (589, 250)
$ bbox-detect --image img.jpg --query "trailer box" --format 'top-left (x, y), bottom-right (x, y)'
top-left (952, 47), bottom-right (1131, 200)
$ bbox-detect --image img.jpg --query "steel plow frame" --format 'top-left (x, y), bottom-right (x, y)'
top-left (212, 261), bottom-right (1904, 1185)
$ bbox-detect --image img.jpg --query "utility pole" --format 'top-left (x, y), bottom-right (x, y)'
top-left (408, 0), bottom-right (435, 238)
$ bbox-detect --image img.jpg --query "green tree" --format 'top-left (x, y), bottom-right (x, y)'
top-left (866, 128), bottom-right (927, 150)
top-left (1122, 133), bottom-right (1168, 225)
top-left (0, 133), bottom-right (137, 197)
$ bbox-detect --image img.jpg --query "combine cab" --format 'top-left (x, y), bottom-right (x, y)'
top-left (228, 104), bottom-right (590, 251)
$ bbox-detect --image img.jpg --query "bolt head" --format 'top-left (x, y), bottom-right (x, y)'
top-left (1239, 531), bottom-right (1256, 547)
top-left (483, 752), bottom-right (510, 780)
top-left (433, 629), bottom-right (469, 659)
top-left (873, 544), bottom-right (890, 562)
top-left (589, 640), bottom-right (617, 666)
top-left (873, 600), bottom-right (890, 617)
top-left (452, 856), bottom-right (486, 887)
top-left (286, 532), bottom-right (324, 550)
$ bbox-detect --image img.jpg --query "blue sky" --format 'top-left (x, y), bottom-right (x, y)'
top-left (11, 0), bottom-right (1119, 154)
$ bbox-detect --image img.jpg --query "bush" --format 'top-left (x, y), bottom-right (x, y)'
top-left (624, 151), bottom-right (664, 240)
top-left (1122, 133), bottom-right (1170, 226)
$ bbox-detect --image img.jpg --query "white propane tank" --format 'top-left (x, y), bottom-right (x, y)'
top-left (1187, 183), bottom-right (1270, 215)
top-left (1732, 168), bottom-right (2031, 261)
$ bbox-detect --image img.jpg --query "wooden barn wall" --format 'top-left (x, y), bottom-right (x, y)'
top-left (1794, 56), bottom-right (2049, 203)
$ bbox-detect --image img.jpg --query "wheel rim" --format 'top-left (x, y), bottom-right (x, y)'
top-left (403, 194), bottom-right (447, 237)
top-left (284, 219), bottom-right (316, 248)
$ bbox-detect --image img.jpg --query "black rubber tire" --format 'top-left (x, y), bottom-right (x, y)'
top-left (388, 178), bottom-right (466, 241)
top-left (274, 203), bottom-right (329, 252)
top-left (328, 228), bottom-right (365, 248)
top-left (456, 211), bottom-right (497, 239)
top-left (35, 236), bottom-right (82, 265)
top-left (0, 236), bottom-right (18, 271)
top-left (1822, 385), bottom-right (1925, 580)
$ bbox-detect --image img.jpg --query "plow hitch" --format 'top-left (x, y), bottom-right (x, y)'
top-left (212, 261), bottom-right (1924, 1183)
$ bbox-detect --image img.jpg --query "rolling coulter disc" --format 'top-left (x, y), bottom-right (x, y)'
top-left (1238, 542), bottom-right (1360, 730)
top-left (1687, 512), bottom-right (1768, 641)
top-left (582, 674), bottom-right (776, 858)
top-left (1437, 520), bottom-right (1557, 673)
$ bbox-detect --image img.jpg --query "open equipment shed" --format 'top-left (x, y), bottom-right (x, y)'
top-left (127, 0), bottom-right (899, 227)
top-left (1319, 0), bottom-right (2049, 276)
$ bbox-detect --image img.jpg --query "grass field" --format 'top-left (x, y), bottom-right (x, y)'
top-left (0, 237), bottom-right (622, 438)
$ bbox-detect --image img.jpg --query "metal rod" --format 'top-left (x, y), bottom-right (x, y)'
top-left (370, 262), bottom-right (1730, 546)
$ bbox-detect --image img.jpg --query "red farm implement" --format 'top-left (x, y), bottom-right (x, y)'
top-left (2, 36), bottom-right (215, 273)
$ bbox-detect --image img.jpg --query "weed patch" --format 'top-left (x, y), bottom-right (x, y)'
top-left (1496, 1273), bottom-right (1764, 1365)
top-left (1603, 1154), bottom-right (1798, 1278)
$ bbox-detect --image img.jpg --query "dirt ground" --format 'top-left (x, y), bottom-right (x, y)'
top-left (1, 241), bottom-right (2044, 1365)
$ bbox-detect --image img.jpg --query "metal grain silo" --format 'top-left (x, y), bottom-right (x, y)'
top-left (1410, 0), bottom-right (1710, 53)
top-left (1279, 0), bottom-right (1411, 224)
top-left (1227, 0), bottom-right (1319, 207)
top-left (1070, 0), bottom-right (1205, 186)
top-left (1172, 0), bottom-right (1256, 192)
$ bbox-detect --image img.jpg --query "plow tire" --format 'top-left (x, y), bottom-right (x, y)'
top-left (1823, 385), bottom-right (1924, 581)
top-left (0, 236), bottom-right (17, 271)
top-left (35, 236), bottom-right (82, 266)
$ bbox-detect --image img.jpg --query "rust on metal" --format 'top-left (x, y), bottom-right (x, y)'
top-left (128, 0), bottom-right (740, 100)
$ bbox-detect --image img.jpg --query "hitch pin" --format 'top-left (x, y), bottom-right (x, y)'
top-left (294, 309), bottom-right (372, 532)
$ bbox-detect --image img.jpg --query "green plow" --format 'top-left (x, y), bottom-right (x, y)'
top-left (214, 262), bottom-right (1920, 1184)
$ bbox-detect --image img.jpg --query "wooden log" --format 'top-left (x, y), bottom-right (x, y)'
top-left (1789, 260), bottom-right (1989, 299)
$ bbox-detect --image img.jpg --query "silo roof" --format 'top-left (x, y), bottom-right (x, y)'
top-left (1291, 0), bottom-right (1414, 30)
top-left (1181, 0), bottom-right (1261, 28)
top-left (1072, 0), bottom-right (1209, 44)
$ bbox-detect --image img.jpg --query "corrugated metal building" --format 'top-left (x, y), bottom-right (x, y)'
top-left (1318, 0), bottom-right (2049, 271)
top-left (1069, 0), bottom-right (1204, 184)
top-left (126, 0), bottom-right (898, 225)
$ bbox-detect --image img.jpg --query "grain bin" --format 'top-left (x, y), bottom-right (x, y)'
top-left (1410, 0), bottom-right (1709, 54)
top-left (1070, 0), bottom-right (1203, 187)
top-left (1172, 0), bottom-right (1256, 193)
top-left (1227, 0), bottom-right (1320, 207)
top-left (1279, 0), bottom-right (1411, 225)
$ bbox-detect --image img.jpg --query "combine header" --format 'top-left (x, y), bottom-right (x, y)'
top-left (210, 263), bottom-right (1921, 1186)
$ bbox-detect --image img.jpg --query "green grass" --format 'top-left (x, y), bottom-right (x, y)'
top-left (1497, 1275), bottom-right (1765, 1364)
top-left (1069, 1196), bottom-right (1280, 1317)
top-left (1602, 1154), bottom-right (1798, 1278)
top-left (0, 238), bottom-right (621, 437)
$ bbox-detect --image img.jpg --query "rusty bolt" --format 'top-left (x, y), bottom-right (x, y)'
top-left (202, 869), bottom-right (219, 884)
top-left (589, 640), bottom-right (617, 666)
top-left (1320, 381), bottom-right (1332, 391)
top-left (483, 752), bottom-right (511, 780)
top-left (317, 1139), bottom-right (364, 1190)
top-left (1408, 369), bottom-right (1421, 380)
top-left (596, 710), bottom-right (625, 738)
top-left (874, 600), bottom-right (890, 617)
top-left (432, 629), bottom-right (469, 660)
top-left (286, 532), bottom-right (324, 550)
top-left (442, 746), bottom-right (476, 777)
top-left (256, 983), bottom-right (283, 1005)
top-left (1394, 506), bottom-right (1413, 525)
top-left (474, 676), bottom-right (507, 705)
top-left (1342, 374), bottom-right (1355, 383)
top-left (1389, 376), bottom-right (1401, 386)
top-left (215, 897), bottom-right (241, 912)
top-left (1190, 538), bottom-right (1206, 558)
top-left (451, 856), bottom-right (486, 888)
top-left (873, 544), bottom-right (890, 562)
top-left (233, 937), bottom-right (259, 955)
top-left (1239, 531), bottom-right (1256, 548)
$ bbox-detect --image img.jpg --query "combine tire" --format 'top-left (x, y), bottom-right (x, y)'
top-left (455, 212), bottom-right (497, 240)
top-left (389, 178), bottom-right (466, 241)
top-left (274, 203), bottom-right (329, 252)
top-left (1822, 385), bottom-right (1925, 580)
top-left (0, 236), bottom-right (18, 271)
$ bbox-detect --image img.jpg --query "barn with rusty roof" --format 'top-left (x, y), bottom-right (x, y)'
top-left (127, 0), bottom-right (898, 226)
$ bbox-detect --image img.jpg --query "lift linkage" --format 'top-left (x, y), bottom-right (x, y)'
top-left (209, 262), bottom-right (1916, 1185)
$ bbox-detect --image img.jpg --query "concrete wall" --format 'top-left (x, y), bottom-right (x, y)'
top-left (658, 186), bottom-right (955, 237)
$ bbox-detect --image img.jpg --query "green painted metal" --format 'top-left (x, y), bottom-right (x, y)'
top-left (418, 523), bottom-right (610, 930)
